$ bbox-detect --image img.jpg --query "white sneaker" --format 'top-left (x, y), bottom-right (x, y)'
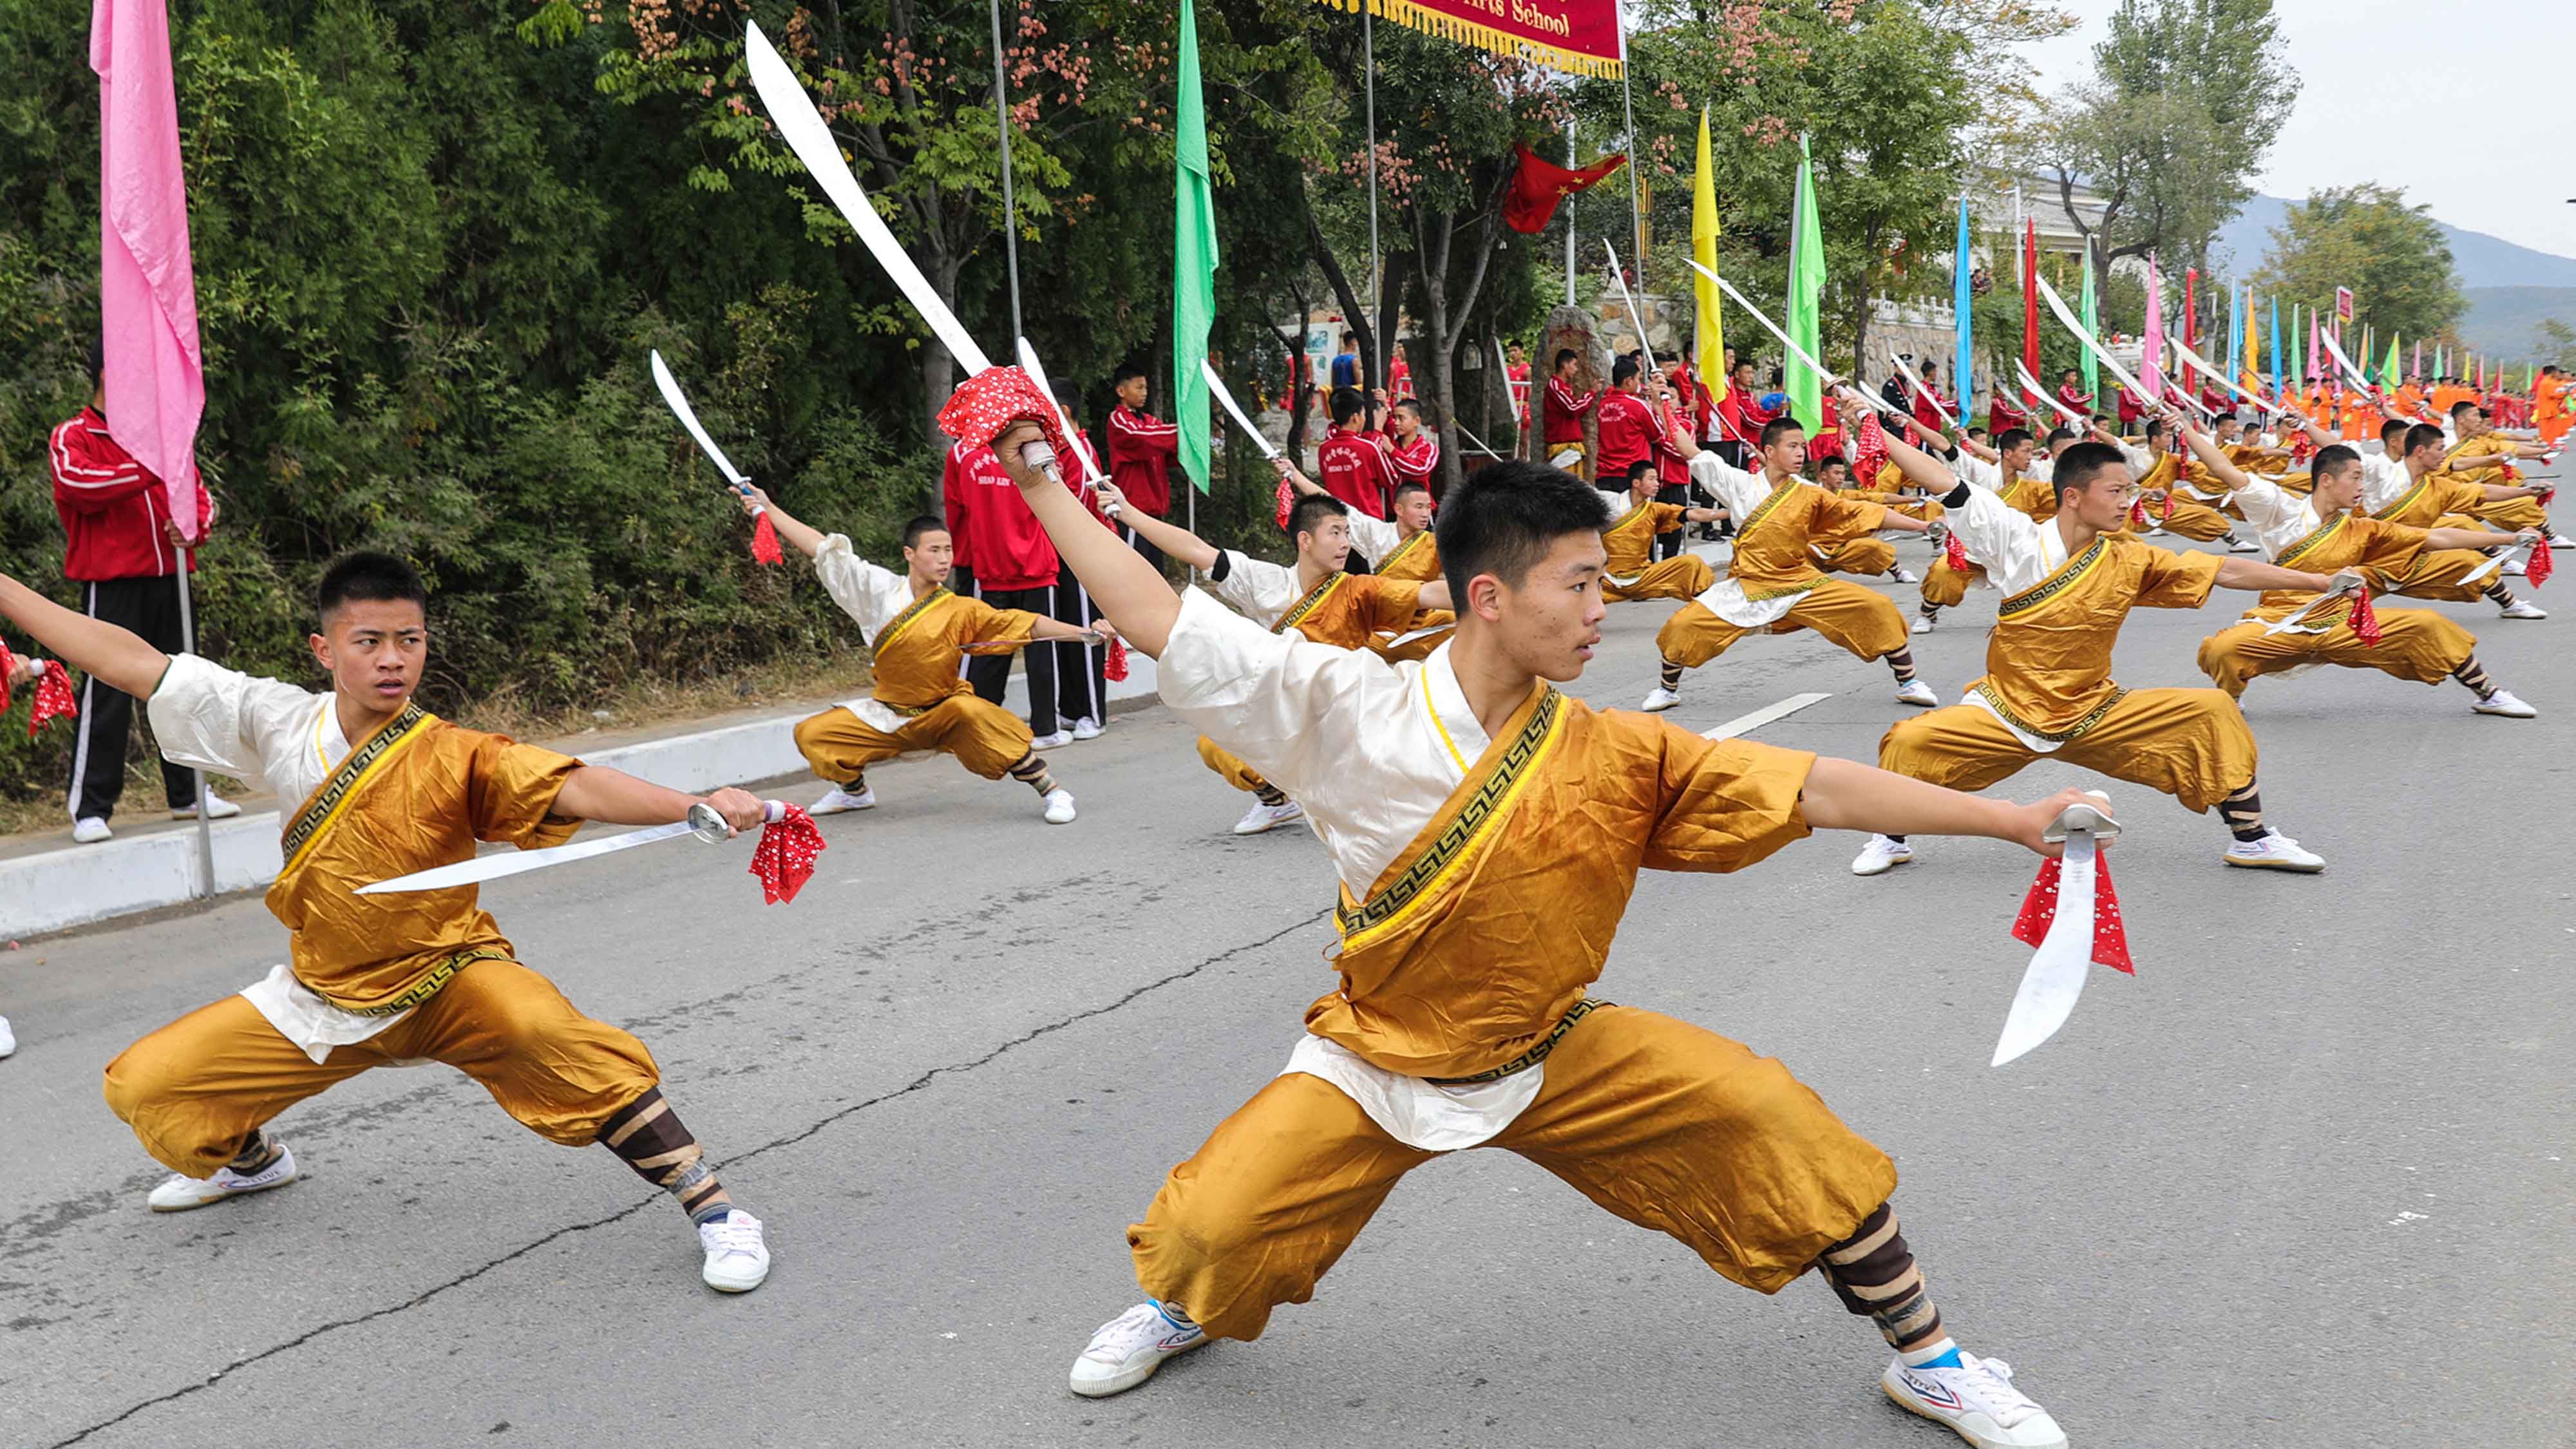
top-left (697, 1209), bottom-right (770, 1292)
top-left (1640, 686), bottom-right (1682, 712)
top-left (1881, 1352), bottom-right (2067, 1449)
top-left (172, 790), bottom-right (241, 820)
top-left (148, 1144), bottom-right (299, 1212)
top-left (2474, 689), bottom-right (2537, 718)
top-left (1851, 835), bottom-right (1914, 876)
top-left (71, 817), bottom-right (111, 844)
top-left (2548, 533), bottom-right (2575, 549)
top-left (2223, 828), bottom-right (2325, 873)
top-left (809, 784), bottom-right (877, 816)
top-left (2503, 558), bottom-right (2527, 576)
top-left (1910, 614), bottom-right (1936, 634)
top-left (1891, 565), bottom-right (1922, 584)
top-left (1070, 715), bottom-right (1106, 741)
top-left (1231, 799), bottom-right (1305, 835)
top-left (2227, 535), bottom-right (2264, 553)
top-left (1029, 729), bottom-right (1074, 749)
top-left (2499, 600), bottom-right (2548, 620)
top-left (0, 1016), bottom-right (14, 1059)
top-left (1069, 1302), bottom-right (1207, 1398)
top-left (1895, 678), bottom-right (1940, 707)
top-left (1042, 788), bottom-right (1078, 824)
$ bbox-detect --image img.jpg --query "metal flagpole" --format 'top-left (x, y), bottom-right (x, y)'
top-left (174, 551), bottom-right (213, 897)
top-left (1614, 1), bottom-right (1644, 295)
top-left (987, 0), bottom-right (1024, 341)
top-left (1362, 2), bottom-right (1384, 390)
top-left (1564, 115), bottom-right (1577, 305)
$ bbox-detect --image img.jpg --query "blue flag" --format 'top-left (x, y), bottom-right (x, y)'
top-left (1951, 197), bottom-right (1972, 413)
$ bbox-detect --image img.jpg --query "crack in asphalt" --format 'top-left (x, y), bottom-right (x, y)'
top-left (43, 907), bottom-right (1331, 1448)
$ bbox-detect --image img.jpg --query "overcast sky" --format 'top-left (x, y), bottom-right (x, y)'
top-left (2018, 0), bottom-right (2571, 261)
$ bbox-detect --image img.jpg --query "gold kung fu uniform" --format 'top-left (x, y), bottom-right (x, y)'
top-left (2355, 453), bottom-right (2511, 603)
top-left (2445, 436), bottom-right (2550, 531)
top-left (106, 656), bottom-right (659, 1177)
top-left (1194, 550), bottom-right (1427, 795)
top-left (1348, 513), bottom-right (1454, 665)
top-left (1879, 480), bottom-right (2257, 815)
top-left (1657, 455), bottom-right (1908, 670)
top-left (2119, 443), bottom-right (2233, 543)
top-left (2195, 480), bottom-right (2476, 697)
top-left (791, 535), bottom-right (1046, 790)
top-left (1850, 463), bottom-right (1947, 523)
top-left (1600, 497), bottom-right (1718, 601)
top-left (1135, 587), bottom-right (1896, 1341)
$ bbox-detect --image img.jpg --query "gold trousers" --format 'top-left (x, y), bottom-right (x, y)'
top-left (1127, 1005), bottom-right (1895, 1342)
top-left (1656, 580), bottom-right (1908, 668)
top-left (1876, 686), bottom-right (2256, 815)
top-left (2197, 608), bottom-right (2474, 697)
top-left (795, 696), bottom-right (1033, 784)
top-left (1198, 735), bottom-right (1272, 797)
top-left (104, 958), bottom-right (659, 1177)
top-left (1604, 554), bottom-right (1717, 603)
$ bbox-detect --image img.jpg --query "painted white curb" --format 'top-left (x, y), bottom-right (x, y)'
top-left (1, 652), bottom-right (1158, 941)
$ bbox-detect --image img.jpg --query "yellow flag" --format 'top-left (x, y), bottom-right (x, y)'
top-left (1692, 106), bottom-right (1726, 402)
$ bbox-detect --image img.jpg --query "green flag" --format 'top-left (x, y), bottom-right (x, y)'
top-left (1783, 133), bottom-right (1824, 431)
top-left (2077, 248), bottom-right (2100, 406)
top-left (2382, 334), bottom-right (2401, 389)
top-left (1171, 0), bottom-right (1218, 492)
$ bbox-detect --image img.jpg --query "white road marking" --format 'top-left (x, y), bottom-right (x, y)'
top-left (1701, 692), bottom-right (1834, 741)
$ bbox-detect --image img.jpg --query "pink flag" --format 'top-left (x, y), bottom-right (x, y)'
top-left (91, 0), bottom-right (205, 538)
top-left (2140, 258), bottom-right (2165, 400)
top-left (2306, 306), bottom-right (2319, 385)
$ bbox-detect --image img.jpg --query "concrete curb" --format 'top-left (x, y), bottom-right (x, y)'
top-left (1, 654), bottom-right (1160, 942)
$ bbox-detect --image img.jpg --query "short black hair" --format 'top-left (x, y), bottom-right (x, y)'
top-left (317, 550), bottom-right (428, 623)
top-left (1112, 363), bottom-right (1148, 388)
top-left (2312, 443), bottom-right (2362, 480)
top-left (1555, 348), bottom-right (1577, 368)
top-left (1287, 491), bottom-right (1348, 542)
top-left (2144, 419), bottom-right (2169, 443)
top-left (2381, 418), bottom-right (2410, 444)
top-left (1996, 428), bottom-right (2034, 453)
top-left (1815, 453), bottom-right (1849, 471)
top-left (1435, 459), bottom-right (1611, 600)
top-left (1391, 397), bottom-right (1423, 422)
top-left (902, 515), bottom-right (949, 549)
top-left (2045, 427), bottom-right (2077, 447)
top-left (1611, 354), bottom-right (1642, 387)
top-left (1340, 330), bottom-right (1356, 345)
top-left (1329, 387), bottom-right (1368, 427)
top-left (1051, 379), bottom-right (1081, 414)
top-left (2049, 440), bottom-right (2126, 498)
top-left (1757, 416), bottom-right (1804, 450)
top-left (1965, 425), bottom-right (1988, 440)
top-left (1625, 459), bottom-right (1658, 486)
top-left (2450, 400), bottom-right (2480, 420)
top-left (1392, 479), bottom-right (1431, 502)
top-left (2403, 422), bottom-right (2446, 455)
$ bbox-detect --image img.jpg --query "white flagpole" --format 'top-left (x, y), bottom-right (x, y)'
top-left (1614, 0), bottom-right (1645, 294)
top-left (987, 0), bottom-right (1023, 342)
top-left (174, 553), bottom-right (213, 898)
top-left (1362, 3), bottom-right (1383, 390)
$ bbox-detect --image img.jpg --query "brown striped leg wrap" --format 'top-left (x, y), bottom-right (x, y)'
top-left (1658, 657), bottom-right (1685, 690)
top-left (1007, 750), bottom-right (1057, 797)
top-left (2220, 780), bottom-right (2266, 842)
top-left (598, 1087), bottom-right (732, 1223)
top-left (2481, 581), bottom-right (2516, 607)
top-left (1817, 1202), bottom-right (1945, 1352)
top-left (1254, 782), bottom-right (1289, 807)
top-left (2452, 658), bottom-right (2494, 699)
top-left (227, 1128), bottom-right (282, 1175)
top-left (1886, 648), bottom-right (1918, 683)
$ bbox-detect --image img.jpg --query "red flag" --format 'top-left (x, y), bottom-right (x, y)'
top-left (2183, 268), bottom-right (2197, 391)
top-left (2020, 220), bottom-right (2041, 413)
top-left (2011, 853), bottom-right (2134, 974)
top-left (1503, 143), bottom-right (1627, 234)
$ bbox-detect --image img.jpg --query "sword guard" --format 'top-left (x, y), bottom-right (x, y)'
top-left (688, 801), bottom-right (732, 842)
top-left (2042, 793), bottom-right (2120, 843)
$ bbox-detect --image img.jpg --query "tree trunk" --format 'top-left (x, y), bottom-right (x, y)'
top-left (920, 249), bottom-right (964, 512)
top-left (1302, 187), bottom-right (1378, 396)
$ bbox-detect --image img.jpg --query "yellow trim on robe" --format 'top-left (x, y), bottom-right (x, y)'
top-left (279, 703), bottom-right (435, 875)
top-left (1275, 573), bottom-right (1349, 634)
top-left (870, 587), bottom-right (952, 654)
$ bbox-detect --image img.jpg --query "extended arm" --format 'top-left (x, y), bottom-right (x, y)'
top-left (0, 571), bottom-right (167, 699)
top-left (2210, 556), bottom-right (2340, 594)
top-left (2425, 526), bottom-right (2539, 553)
top-left (996, 422), bottom-right (1182, 656)
top-left (1802, 761), bottom-right (2101, 859)
top-left (1092, 481), bottom-right (1220, 573)
top-left (551, 767), bottom-right (766, 833)
top-left (2175, 426), bottom-right (2257, 493)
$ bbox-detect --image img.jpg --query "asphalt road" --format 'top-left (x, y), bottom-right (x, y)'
top-left (4, 514), bottom-right (2571, 1448)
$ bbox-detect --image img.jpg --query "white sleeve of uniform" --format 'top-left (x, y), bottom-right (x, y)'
top-left (1208, 549), bottom-right (1298, 618)
top-left (2119, 442), bottom-right (2155, 475)
top-left (1347, 511), bottom-right (1402, 562)
top-left (1942, 479), bottom-right (2044, 576)
top-left (146, 653), bottom-right (325, 781)
top-left (2231, 478), bottom-right (2306, 535)
top-left (1957, 454), bottom-right (2003, 492)
top-left (812, 534), bottom-right (909, 636)
top-left (1686, 451), bottom-right (1771, 517)
top-left (1156, 588), bottom-right (1381, 799)
top-left (2025, 457), bottom-right (2054, 483)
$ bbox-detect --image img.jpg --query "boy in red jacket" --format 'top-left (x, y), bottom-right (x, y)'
top-left (48, 348), bottom-right (236, 842)
top-left (944, 436), bottom-right (1072, 747)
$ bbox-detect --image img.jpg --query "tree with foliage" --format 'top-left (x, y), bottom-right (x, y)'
top-left (2044, 0), bottom-right (2296, 277)
top-left (2252, 184), bottom-right (2465, 348)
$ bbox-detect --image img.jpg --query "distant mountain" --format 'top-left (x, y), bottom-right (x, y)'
top-left (2459, 287), bottom-right (2576, 362)
top-left (2212, 194), bottom-right (2576, 289)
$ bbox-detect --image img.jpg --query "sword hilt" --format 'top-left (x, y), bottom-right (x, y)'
top-left (690, 800), bottom-right (786, 842)
top-left (2042, 791), bottom-right (2121, 843)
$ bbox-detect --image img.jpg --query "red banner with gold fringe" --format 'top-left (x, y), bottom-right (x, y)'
top-left (1314, 0), bottom-right (1625, 78)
